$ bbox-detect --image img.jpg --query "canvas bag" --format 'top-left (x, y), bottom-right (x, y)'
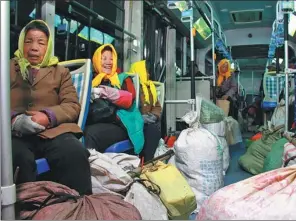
top-left (170, 109), bottom-right (224, 213)
top-left (16, 181), bottom-right (142, 220)
top-left (197, 165), bottom-right (296, 220)
top-left (88, 149), bottom-right (137, 195)
top-left (124, 182), bottom-right (168, 220)
top-left (283, 142), bottom-right (296, 167)
top-left (224, 116), bottom-right (243, 145)
top-left (140, 161), bottom-right (197, 220)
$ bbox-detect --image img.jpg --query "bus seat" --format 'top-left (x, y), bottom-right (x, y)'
top-left (36, 59), bottom-right (92, 175)
top-left (104, 140), bottom-right (133, 153)
top-left (261, 101), bottom-right (277, 110)
top-left (263, 74), bottom-right (285, 109)
top-left (104, 74), bottom-right (140, 153)
top-left (59, 59), bottom-right (92, 130)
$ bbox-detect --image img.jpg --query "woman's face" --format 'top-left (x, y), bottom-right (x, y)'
top-left (221, 62), bottom-right (229, 73)
top-left (101, 50), bottom-right (113, 74)
top-left (23, 29), bottom-right (48, 65)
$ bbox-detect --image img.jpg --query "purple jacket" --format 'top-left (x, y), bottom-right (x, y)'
top-left (217, 75), bottom-right (238, 100)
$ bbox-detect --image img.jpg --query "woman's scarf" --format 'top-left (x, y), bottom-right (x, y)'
top-left (14, 20), bottom-right (59, 80)
top-left (92, 44), bottom-right (121, 89)
top-left (217, 58), bottom-right (232, 87)
top-left (129, 60), bottom-right (157, 106)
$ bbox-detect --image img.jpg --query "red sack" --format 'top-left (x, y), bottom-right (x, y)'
top-left (16, 181), bottom-right (142, 220)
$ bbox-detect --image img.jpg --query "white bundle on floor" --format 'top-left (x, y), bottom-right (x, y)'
top-left (283, 142), bottom-right (296, 167)
top-left (271, 95), bottom-right (294, 128)
top-left (224, 116), bottom-right (243, 145)
top-left (198, 165), bottom-right (296, 220)
top-left (170, 110), bottom-right (224, 213)
top-left (88, 150), bottom-right (140, 195)
top-left (125, 182), bottom-right (168, 220)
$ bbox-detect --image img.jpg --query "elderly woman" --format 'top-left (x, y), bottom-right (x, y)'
top-left (10, 20), bottom-right (91, 195)
top-left (216, 59), bottom-right (238, 120)
top-left (84, 44), bottom-right (144, 155)
top-left (129, 60), bottom-right (162, 162)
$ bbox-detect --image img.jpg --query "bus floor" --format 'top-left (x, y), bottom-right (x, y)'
top-left (190, 139), bottom-right (253, 220)
top-left (224, 141), bottom-right (253, 186)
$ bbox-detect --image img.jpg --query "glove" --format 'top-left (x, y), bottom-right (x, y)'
top-left (143, 113), bottom-right (157, 124)
top-left (90, 87), bottom-right (104, 103)
top-left (12, 114), bottom-right (46, 136)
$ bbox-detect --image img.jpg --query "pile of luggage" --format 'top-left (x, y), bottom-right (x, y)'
top-left (197, 96), bottom-right (296, 220)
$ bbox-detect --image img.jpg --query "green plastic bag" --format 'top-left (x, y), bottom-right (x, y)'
top-left (263, 138), bottom-right (288, 172)
top-left (239, 126), bottom-right (283, 175)
top-left (200, 99), bottom-right (225, 124)
top-left (245, 139), bottom-right (253, 148)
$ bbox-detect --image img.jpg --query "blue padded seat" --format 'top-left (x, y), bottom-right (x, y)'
top-left (261, 101), bottom-right (277, 110)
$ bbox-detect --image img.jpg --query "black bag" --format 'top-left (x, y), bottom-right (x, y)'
top-left (87, 98), bottom-right (117, 124)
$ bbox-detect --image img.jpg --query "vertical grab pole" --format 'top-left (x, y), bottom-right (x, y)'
top-left (252, 71), bottom-right (254, 101)
top-left (205, 1), bottom-right (216, 103)
top-left (65, 18), bottom-right (71, 61)
top-left (284, 13), bottom-right (289, 132)
top-left (189, 1), bottom-right (195, 99)
top-left (1, 1), bottom-right (16, 220)
top-left (182, 37), bottom-right (187, 76)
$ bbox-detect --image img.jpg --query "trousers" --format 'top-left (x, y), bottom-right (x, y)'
top-left (12, 133), bottom-right (92, 195)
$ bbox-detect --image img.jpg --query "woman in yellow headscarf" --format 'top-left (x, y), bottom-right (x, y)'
top-left (10, 20), bottom-right (92, 195)
top-left (84, 44), bottom-right (144, 155)
top-left (216, 59), bottom-right (238, 119)
top-left (129, 60), bottom-right (162, 162)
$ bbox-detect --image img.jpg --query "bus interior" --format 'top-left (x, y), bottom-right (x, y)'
top-left (2, 0), bottom-right (296, 219)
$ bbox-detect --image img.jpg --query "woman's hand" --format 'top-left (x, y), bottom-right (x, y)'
top-left (222, 95), bottom-right (229, 100)
top-left (26, 111), bottom-right (50, 128)
top-left (91, 87), bottom-right (105, 102)
top-left (11, 114), bottom-right (46, 135)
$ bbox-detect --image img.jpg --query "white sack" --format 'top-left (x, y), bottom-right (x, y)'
top-left (172, 111), bottom-right (224, 213)
top-left (89, 149), bottom-right (136, 195)
top-left (125, 183), bottom-right (168, 220)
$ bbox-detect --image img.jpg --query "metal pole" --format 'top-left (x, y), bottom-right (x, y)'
top-left (75, 21), bottom-right (79, 59)
top-left (1, 1), bottom-right (16, 219)
top-left (65, 18), bottom-right (71, 61)
top-left (182, 37), bottom-right (187, 76)
top-left (284, 13), bottom-right (289, 132)
top-left (35, 0), bottom-right (42, 19)
top-left (14, 0), bottom-right (18, 26)
top-left (252, 71), bottom-right (254, 102)
top-left (41, 1), bottom-right (55, 56)
top-left (165, 100), bottom-right (193, 104)
top-left (237, 71), bottom-right (240, 94)
top-left (207, 2), bottom-right (216, 103)
top-left (277, 75), bottom-right (279, 103)
top-left (69, 0), bottom-right (137, 40)
top-left (189, 8), bottom-right (195, 99)
top-left (88, 0), bottom-right (93, 59)
top-left (176, 76), bottom-right (214, 80)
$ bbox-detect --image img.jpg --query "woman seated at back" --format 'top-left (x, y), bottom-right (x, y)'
top-left (10, 20), bottom-right (91, 195)
top-left (84, 44), bottom-right (144, 155)
top-left (216, 59), bottom-right (238, 120)
top-left (129, 60), bottom-right (162, 162)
